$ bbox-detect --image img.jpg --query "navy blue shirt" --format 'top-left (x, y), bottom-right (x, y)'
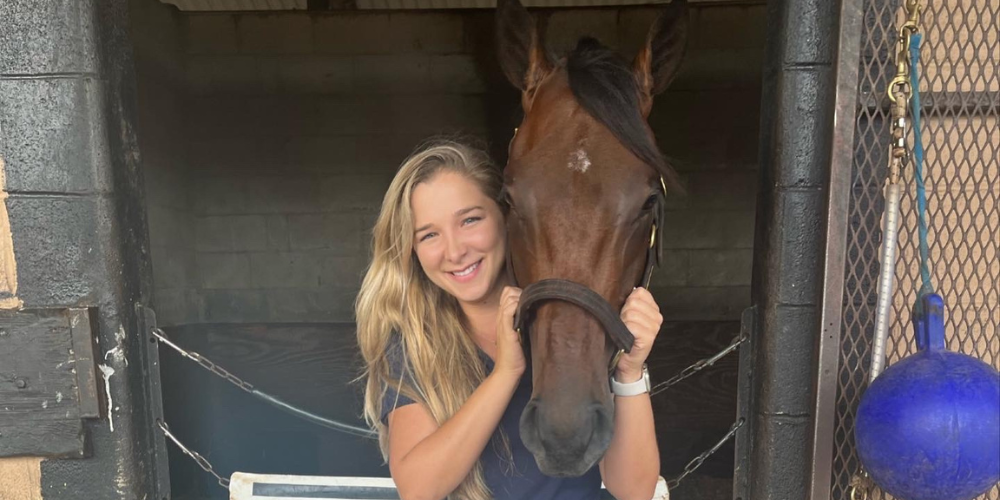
top-left (380, 340), bottom-right (602, 500)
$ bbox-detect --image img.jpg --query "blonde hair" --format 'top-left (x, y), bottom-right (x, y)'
top-left (356, 139), bottom-right (507, 500)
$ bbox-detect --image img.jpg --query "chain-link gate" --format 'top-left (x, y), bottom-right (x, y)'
top-left (832, 0), bottom-right (999, 498)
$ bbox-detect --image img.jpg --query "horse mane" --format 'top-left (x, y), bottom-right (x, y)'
top-left (565, 37), bottom-right (684, 194)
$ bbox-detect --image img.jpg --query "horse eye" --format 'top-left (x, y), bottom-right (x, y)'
top-left (642, 195), bottom-right (658, 211)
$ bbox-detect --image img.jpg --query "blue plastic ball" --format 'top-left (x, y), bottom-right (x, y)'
top-left (856, 295), bottom-right (1000, 500)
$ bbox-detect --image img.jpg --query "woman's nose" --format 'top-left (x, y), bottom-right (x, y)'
top-left (445, 234), bottom-right (468, 262)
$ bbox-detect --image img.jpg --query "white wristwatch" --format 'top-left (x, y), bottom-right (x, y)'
top-left (610, 364), bottom-right (650, 397)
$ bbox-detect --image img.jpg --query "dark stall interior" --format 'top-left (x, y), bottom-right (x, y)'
top-left (129, 0), bottom-right (765, 498)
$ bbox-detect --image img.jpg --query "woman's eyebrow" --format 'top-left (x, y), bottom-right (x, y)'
top-left (455, 206), bottom-right (483, 217)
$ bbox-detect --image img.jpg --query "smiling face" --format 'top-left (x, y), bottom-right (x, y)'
top-left (411, 170), bottom-right (508, 307)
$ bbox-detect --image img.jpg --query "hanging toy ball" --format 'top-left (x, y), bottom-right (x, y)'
top-left (856, 293), bottom-right (1000, 500)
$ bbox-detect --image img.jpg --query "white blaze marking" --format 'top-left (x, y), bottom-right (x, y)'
top-left (568, 148), bottom-right (592, 173)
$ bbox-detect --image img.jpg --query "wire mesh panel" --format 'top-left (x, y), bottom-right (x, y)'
top-left (832, 0), bottom-right (999, 499)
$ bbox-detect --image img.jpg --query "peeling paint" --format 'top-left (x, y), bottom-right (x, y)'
top-left (41, 401), bottom-right (48, 409)
top-left (56, 392), bottom-right (64, 403)
top-left (99, 364), bottom-right (116, 432)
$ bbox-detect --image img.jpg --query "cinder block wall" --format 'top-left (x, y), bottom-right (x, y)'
top-left (142, 4), bottom-right (764, 326)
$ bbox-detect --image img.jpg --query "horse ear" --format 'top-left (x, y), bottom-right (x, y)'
top-left (633, 0), bottom-right (689, 116)
top-left (496, 0), bottom-right (554, 105)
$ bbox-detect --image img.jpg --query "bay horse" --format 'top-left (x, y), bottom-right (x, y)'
top-left (495, 0), bottom-right (688, 477)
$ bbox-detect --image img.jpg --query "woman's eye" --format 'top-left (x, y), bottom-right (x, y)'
top-left (418, 232), bottom-right (436, 242)
top-left (463, 216), bottom-right (483, 225)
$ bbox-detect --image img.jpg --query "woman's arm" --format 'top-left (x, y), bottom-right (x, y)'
top-left (600, 287), bottom-right (663, 500)
top-left (385, 287), bottom-right (524, 500)
top-left (386, 370), bottom-right (519, 500)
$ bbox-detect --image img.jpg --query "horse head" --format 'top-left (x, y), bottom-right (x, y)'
top-left (496, 0), bottom-right (687, 477)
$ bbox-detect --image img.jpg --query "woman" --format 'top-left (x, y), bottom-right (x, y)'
top-left (356, 140), bottom-right (663, 500)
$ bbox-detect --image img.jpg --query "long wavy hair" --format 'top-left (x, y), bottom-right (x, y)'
top-left (356, 139), bottom-right (508, 500)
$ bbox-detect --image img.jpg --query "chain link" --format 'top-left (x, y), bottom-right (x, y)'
top-left (152, 327), bottom-right (255, 393)
top-left (666, 418), bottom-right (745, 491)
top-left (156, 420), bottom-right (231, 490)
top-left (650, 334), bottom-right (744, 396)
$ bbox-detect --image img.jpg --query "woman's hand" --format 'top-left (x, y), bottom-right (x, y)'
top-left (615, 287), bottom-right (663, 382)
top-left (494, 286), bottom-right (525, 379)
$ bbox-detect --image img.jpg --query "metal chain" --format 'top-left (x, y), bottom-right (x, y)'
top-left (666, 418), bottom-right (745, 491)
top-left (156, 420), bottom-right (231, 490)
top-left (852, 1), bottom-right (924, 498)
top-left (886, 0), bottom-right (923, 185)
top-left (153, 326), bottom-right (747, 491)
top-left (650, 334), bottom-right (744, 396)
top-left (152, 327), bottom-right (256, 393)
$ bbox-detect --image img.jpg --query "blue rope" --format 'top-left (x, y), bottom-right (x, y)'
top-left (909, 33), bottom-right (934, 299)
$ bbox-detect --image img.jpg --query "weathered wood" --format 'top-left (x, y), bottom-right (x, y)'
top-left (0, 308), bottom-right (99, 458)
top-left (69, 308), bottom-right (100, 418)
top-left (0, 420), bottom-right (85, 459)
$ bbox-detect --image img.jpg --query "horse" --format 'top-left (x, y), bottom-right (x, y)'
top-left (495, 0), bottom-right (688, 477)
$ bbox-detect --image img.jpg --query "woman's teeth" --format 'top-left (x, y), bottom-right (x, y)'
top-left (452, 261), bottom-right (480, 277)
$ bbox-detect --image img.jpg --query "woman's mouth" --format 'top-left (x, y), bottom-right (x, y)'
top-left (449, 260), bottom-right (482, 283)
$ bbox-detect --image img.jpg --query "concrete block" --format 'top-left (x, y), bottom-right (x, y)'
top-left (196, 253), bottom-right (251, 289)
top-left (187, 135), bottom-right (286, 172)
top-left (320, 174), bottom-right (392, 213)
top-left (244, 175), bottom-right (323, 214)
top-left (319, 256), bottom-right (366, 288)
top-left (661, 210), bottom-right (756, 250)
top-left (353, 55), bottom-right (431, 94)
top-left (685, 171), bottom-right (759, 211)
top-left (236, 14), bottom-right (313, 55)
top-left (355, 134), bottom-right (428, 174)
top-left (0, 78), bottom-right (111, 193)
top-left (7, 195), bottom-right (106, 305)
top-left (616, 7), bottom-right (660, 55)
top-left (183, 14), bottom-right (238, 55)
top-left (230, 215), bottom-right (268, 251)
top-left (774, 68), bottom-right (833, 188)
top-left (250, 251), bottom-right (322, 288)
top-left (266, 286), bottom-right (357, 322)
top-left (185, 55), bottom-right (279, 96)
top-left (781, 0), bottom-right (836, 65)
top-left (202, 289), bottom-right (268, 322)
top-left (314, 13), bottom-right (464, 55)
top-left (429, 55), bottom-right (487, 94)
top-left (287, 214), bottom-right (361, 254)
top-left (314, 98), bottom-right (365, 135)
top-left (547, 9), bottom-right (620, 55)
top-left (195, 216), bottom-right (233, 252)
top-left (277, 56), bottom-right (354, 94)
top-left (688, 249), bottom-right (753, 287)
top-left (151, 247), bottom-right (193, 290)
top-left (774, 190), bottom-right (824, 306)
top-left (0, 0), bottom-right (97, 74)
top-left (691, 5), bottom-right (767, 50)
top-left (349, 95), bottom-right (487, 136)
top-left (287, 214), bottom-right (327, 250)
top-left (650, 286), bottom-right (750, 321)
top-left (324, 214), bottom-right (364, 255)
top-left (266, 215), bottom-right (289, 250)
top-left (192, 177), bottom-right (245, 216)
top-left (284, 136), bottom-right (359, 173)
top-left (649, 250), bottom-right (689, 287)
top-left (151, 287), bottom-right (188, 328)
top-left (757, 306), bottom-right (819, 415)
top-left (665, 48), bottom-right (764, 91)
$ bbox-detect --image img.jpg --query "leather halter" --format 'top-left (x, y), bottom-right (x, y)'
top-left (507, 175), bottom-right (667, 372)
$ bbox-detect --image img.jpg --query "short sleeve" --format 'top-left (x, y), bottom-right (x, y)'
top-left (380, 336), bottom-right (417, 424)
